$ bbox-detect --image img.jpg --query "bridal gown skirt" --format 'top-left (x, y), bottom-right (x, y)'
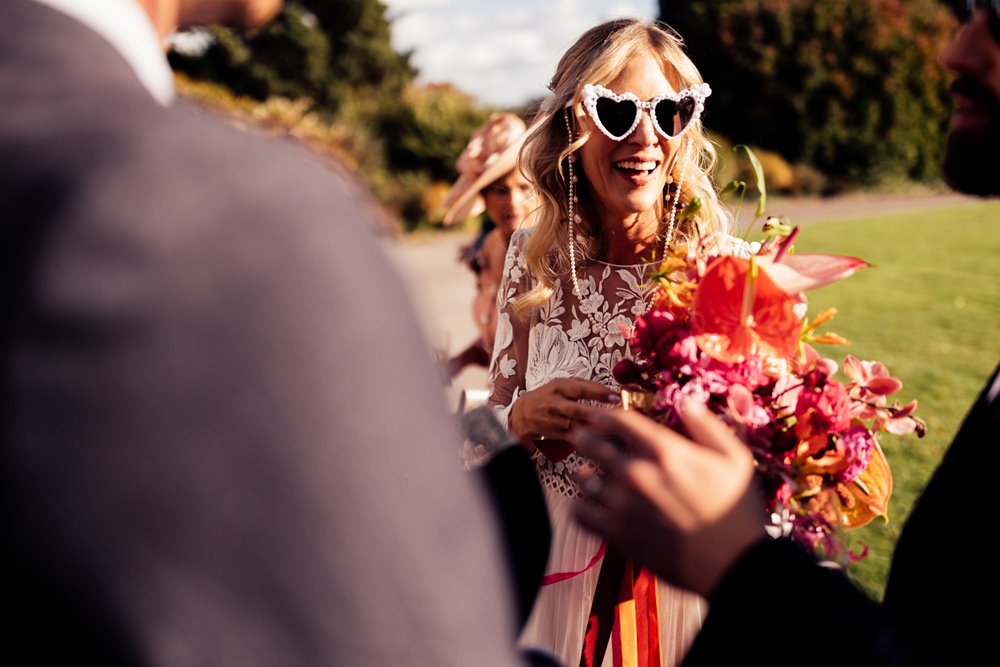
top-left (517, 486), bottom-right (707, 667)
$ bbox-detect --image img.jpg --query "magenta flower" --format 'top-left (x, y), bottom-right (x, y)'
top-left (707, 355), bottom-right (770, 391)
top-left (834, 426), bottom-right (875, 483)
top-left (794, 379), bottom-right (854, 440)
top-left (653, 327), bottom-right (700, 373)
top-left (631, 310), bottom-right (679, 358)
top-left (726, 384), bottom-right (772, 430)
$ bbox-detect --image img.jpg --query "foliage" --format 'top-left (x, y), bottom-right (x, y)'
top-left (337, 82), bottom-right (493, 230)
top-left (712, 134), bottom-right (825, 196)
top-left (659, 0), bottom-right (958, 187)
top-left (169, 0), bottom-right (498, 230)
top-left (174, 75), bottom-right (401, 234)
top-left (376, 84), bottom-right (494, 182)
top-left (169, 0), bottom-right (413, 112)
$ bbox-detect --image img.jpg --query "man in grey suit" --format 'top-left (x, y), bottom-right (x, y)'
top-left (1, 1), bottom-right (545, 664)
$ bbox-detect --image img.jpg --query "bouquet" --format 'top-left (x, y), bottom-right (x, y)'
top-left (613, 148), bottom-right (925, 565)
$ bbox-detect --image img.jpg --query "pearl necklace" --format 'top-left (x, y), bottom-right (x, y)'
top-left (564, 112), bottom-right (689, 335)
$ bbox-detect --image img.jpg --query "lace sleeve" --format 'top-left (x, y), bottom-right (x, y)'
top-left (487, 230), bottom-right (533, 429)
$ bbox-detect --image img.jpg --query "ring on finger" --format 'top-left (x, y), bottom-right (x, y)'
top-left (582, 475), bottom-right (604, 498)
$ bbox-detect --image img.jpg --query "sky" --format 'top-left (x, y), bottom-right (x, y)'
top-left (383, 0), bottom-right (658, 108)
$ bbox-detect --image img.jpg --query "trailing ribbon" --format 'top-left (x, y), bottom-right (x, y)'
top-left (579, 547), bottom-right (661, 667)
top-left (541, 541), bottom-right (608, 586)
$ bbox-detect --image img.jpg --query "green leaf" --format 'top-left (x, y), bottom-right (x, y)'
top-left (734, 144), bottom-right (766, 219)
top-left (677, 196), bottom-right (702, 223)
top-left (719, 180), bottom-right (746, 198)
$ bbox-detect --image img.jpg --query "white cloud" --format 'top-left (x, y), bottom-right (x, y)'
top-left (384, 0), bottom-right (657, 107)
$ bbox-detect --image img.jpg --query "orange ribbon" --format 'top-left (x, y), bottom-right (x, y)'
top-left (580, 548), bottom-right (661, 667)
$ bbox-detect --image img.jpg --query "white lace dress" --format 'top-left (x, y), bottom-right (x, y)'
top-left (489, 229), bottom-right (752, 667)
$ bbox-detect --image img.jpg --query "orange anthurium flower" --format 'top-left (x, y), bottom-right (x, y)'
top-left (691, 255), bottom-right (801, 364)
top-left (840, 439), bottom-right (893, 529)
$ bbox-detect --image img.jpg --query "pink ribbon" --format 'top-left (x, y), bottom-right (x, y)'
top-left (541, 540), bottom-right (608, 586)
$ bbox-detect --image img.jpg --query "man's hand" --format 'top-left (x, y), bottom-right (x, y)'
top-left (570, 402), bottom-right (767, 597)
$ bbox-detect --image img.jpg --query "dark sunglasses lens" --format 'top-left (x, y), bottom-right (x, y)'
top-left (655, 96), bottom-right (696, 137)
top-left (595, 97), bottom-right (639, 138)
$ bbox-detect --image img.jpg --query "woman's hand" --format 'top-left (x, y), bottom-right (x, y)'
top-left (509, 377), bottom-right (618, 443)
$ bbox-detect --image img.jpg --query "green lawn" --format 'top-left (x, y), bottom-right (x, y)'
top-left (781, 201), bottom-right (1000, 599)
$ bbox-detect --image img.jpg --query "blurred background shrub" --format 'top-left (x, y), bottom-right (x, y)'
top-left (169, 0), bottom-right (961, 230)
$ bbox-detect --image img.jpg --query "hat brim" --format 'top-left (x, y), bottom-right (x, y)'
top-left (441, 135), bottom-right (527, 227)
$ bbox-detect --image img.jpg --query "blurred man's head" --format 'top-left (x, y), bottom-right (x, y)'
top-left (139, 1), bottom-right (283, 38)
top-left (176, 0), bottom-right (283, 29)
top-left (941, 3), bottom-right (1000, 196)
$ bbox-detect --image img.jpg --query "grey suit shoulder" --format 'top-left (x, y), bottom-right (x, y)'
top-left (1, 1), bottom-right (531, 664)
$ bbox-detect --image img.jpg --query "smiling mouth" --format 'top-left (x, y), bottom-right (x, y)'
top-left (951, 97), bottom-right (992, 128)
top-left (614, 159), bottom-right (659, 177)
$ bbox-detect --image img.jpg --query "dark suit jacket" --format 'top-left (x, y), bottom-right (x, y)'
top-left (681, 366), bottom-right (999, 667)
top-left (1, 2), bottom-right (544, 664)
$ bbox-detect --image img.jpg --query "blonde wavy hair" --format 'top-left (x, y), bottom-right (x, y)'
top-left (514, 18), bottom-right (732, 319)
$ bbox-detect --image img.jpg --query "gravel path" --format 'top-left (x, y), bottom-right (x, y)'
top-left (382, 191), bottom-right (980, 395)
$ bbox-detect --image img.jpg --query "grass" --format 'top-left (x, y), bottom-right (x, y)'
top-left (780, 201), bottom-right (1000, 600)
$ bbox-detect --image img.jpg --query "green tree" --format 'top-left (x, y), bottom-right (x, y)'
top-left (168, 0), bottom-right (414, 113)
top-left (350, 83), bottom-right (493, 230)
top-left (658, 0), bottom-right (957, 187)
top-left (168, 0), bottom-right (514, 229)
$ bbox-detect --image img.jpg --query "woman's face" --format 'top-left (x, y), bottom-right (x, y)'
top-left (578, 52), bottom-right (681, 227)
top-left (482, 169), bottom-right (534, 241)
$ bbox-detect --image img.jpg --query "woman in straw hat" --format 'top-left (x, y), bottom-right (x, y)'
top-left (440, 112), bottom-right (535, 379)
top-left (488, 18), bottom-right (750, 667)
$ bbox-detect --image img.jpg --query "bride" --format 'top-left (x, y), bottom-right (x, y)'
top-left (488, 18), bottom-right (747, 667)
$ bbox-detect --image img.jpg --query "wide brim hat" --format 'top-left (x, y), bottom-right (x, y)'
top-left (440, 112), bottom-right (529, 226)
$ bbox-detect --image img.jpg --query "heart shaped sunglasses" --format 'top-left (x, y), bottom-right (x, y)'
top-left (581, 82), bottom-right (711, 141)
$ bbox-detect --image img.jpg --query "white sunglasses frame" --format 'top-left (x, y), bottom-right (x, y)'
top-left (581, 82), bottom-right (712, 141)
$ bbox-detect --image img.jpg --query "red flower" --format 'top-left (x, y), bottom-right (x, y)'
top-left (691, 256), bottom-right (802, 364)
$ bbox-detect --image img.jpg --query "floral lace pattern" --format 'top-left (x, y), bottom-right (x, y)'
top-left (489, 229), bottom-right (755, 498)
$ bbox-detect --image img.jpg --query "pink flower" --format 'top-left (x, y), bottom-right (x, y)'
top-left (694, 366), bottom-right (732, 396)
top-left (790, 512), bottom-right (841, 562)
top-left (770, 375), bottom-right (804, 419)
top-left (613, 358), bottom-right (651, 389)
top-left (874, 400), bottom-right (927, 436)
top-left (632, 310), bottom-right (679, 359)
top-left (834, 425), bottom-right (875, 483)
top-left (726, 384), bottom-right (772, 430)
top-left (653, 327), bottom-right (700, 372)
top-left (758, 475), bottom-right (793, 513)
top-left (794, 380), bottom-right (853, 440)
top-left (655, 381), bottom-right (712, 428)
top-left (843, 355), bottom-right (903, 403)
